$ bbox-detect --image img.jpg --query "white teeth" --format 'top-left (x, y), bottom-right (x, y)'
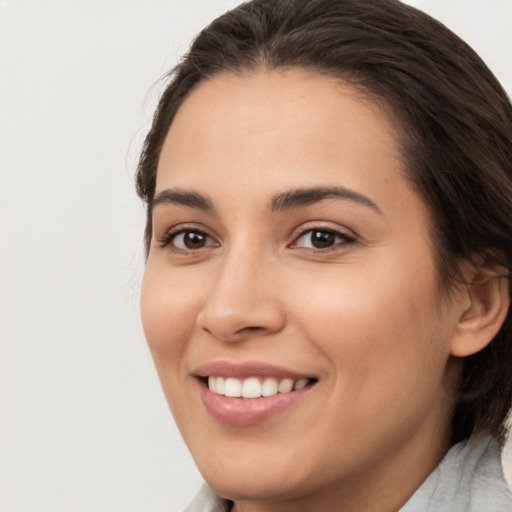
top-left (242, 377), bottom-right (262, 398)
top-left (294, 378), bottom-right (308, 390)
top-left (208, 376), bottom-right (310, 398)
top-left (215, 377), bottom-right (225, 395)
top-left (261, 377), bottom-right (278, 397)
top-left (278, 378), bottom-right (294, 393)
top-left (224, 377), bottom-right (242, 397)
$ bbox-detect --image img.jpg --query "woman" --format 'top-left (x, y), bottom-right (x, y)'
top-left (136, 0), bottom-right (512, 510)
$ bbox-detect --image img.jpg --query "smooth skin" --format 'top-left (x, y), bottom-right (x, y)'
top-left (141, 69), bottom-right (508, 512)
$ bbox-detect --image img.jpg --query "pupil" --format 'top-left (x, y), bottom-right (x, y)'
top-left (185, 232), bottom-right (205, 249)
top-left (312, 230), bottom-right (335, 248)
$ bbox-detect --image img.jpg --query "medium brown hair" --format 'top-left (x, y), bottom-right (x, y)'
top-left (136, 0), bottom-right (512, 442)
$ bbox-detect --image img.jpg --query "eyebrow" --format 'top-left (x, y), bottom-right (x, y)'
top-left (270, 186), bottom-right (382, 214)
top-left (151, 185), bottom-right (382, 216)
top-left (152, 188), bottom-right (215, 212)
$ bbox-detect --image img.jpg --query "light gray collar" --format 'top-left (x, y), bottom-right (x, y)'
top-left (183, 484), bottom-right (231, 512)
top-left (401, 435), bottom-right (512, 511)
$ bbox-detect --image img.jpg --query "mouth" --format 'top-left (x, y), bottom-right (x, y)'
top-left (193, 362), bottom-right (318, 426)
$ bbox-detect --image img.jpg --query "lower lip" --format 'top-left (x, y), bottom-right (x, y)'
top-left (198, 381), bottom-right (312, 426)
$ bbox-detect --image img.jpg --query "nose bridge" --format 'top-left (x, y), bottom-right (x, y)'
top-left (197, 241), bottom-right (284, 341)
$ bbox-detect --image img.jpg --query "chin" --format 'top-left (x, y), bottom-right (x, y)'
top-left (192, 444), bottom-right (312, 502)
top-left (204, 468), bottom-right (307, 503)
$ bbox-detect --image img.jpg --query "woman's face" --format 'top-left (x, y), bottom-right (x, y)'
top-left (141, 69), bottom-right (466, 509)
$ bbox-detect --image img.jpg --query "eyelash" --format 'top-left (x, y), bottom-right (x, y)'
top-left (291, 227), bottom-right (356, 251)
top-left (157, 226), bottom-right (356, 252)
top-left (158, 227), bottom-right (216, 251)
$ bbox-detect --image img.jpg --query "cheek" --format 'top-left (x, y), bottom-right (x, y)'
top-left (140, 264), bottom-right (208, 425)
top-left (288, 261), bottom-right (454, 442)
top-left (140, 265), bottom-right (201, 362)
top-left (289, 253), bottom-right (448, 386)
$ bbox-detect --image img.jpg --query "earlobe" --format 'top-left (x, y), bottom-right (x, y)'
top-left (450, 266), bottom-right (510, 358)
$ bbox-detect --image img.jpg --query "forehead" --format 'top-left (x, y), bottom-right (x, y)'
top-left (156, 68), bottom-right (423, 223)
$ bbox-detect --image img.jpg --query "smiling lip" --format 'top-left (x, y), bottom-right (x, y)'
top-left (194, 361), bottom-right (316, 426)
top-left (194, 361), bottom-right (314, 380)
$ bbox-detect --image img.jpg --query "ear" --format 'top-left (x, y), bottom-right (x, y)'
top-left (450, 263), bottom-right (510, 358)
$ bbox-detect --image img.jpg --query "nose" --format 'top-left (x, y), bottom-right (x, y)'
top-left (196, 252), bottom-right (286, 343)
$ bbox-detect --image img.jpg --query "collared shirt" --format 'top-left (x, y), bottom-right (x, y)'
top-left (183, 435), bottom-right (512, 512)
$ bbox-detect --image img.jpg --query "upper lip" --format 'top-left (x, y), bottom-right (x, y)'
top-left (193, 360), bottom-right (316, 380)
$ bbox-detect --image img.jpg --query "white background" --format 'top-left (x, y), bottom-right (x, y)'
top-left (1, 1), bottom-right (511, 510)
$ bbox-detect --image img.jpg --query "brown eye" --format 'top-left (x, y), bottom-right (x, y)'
top-left (170, 230), bottom-right (216, 250)
top-left (293, 229), bottom-right (355, 250)
top-left (310, 230), bottom-right (336, 248)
